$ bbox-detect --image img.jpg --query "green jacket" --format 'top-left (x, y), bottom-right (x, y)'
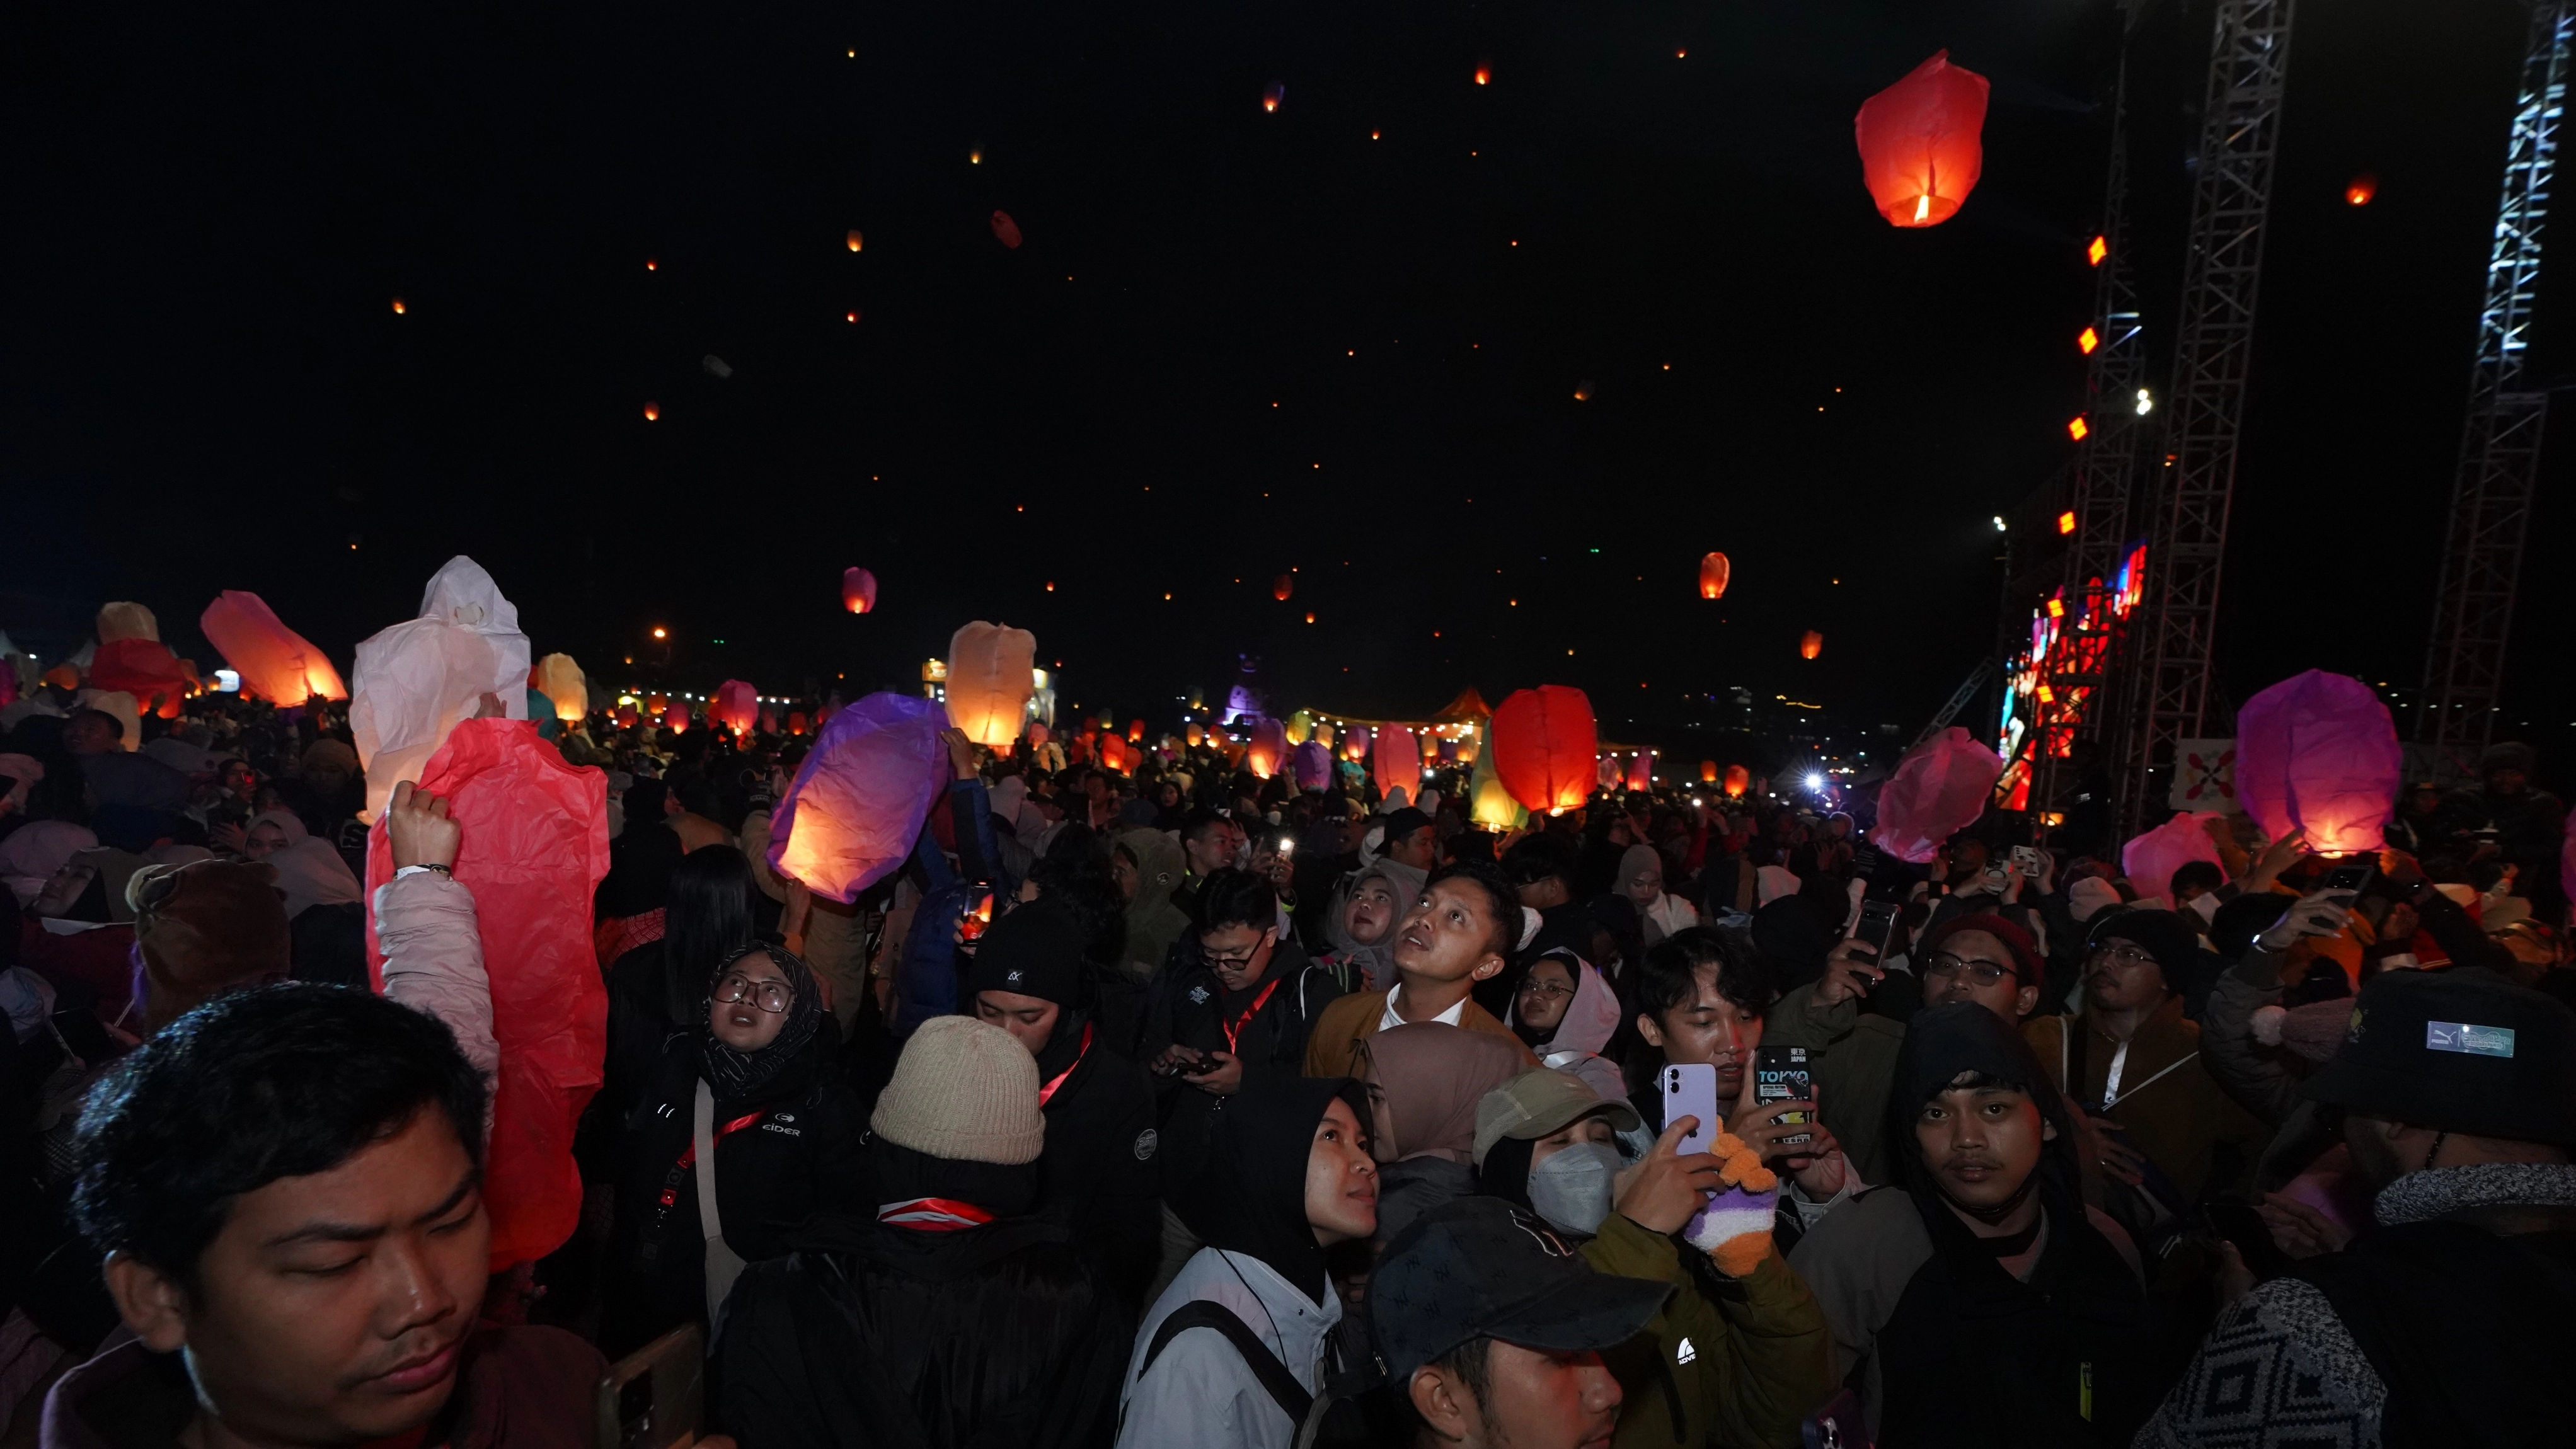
top-left (1582, 1211), bottom-right (1837, 1449)
top-left (1761, 981), bottom-right (1906, 1186)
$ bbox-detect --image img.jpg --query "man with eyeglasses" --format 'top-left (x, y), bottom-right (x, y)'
top-left (2023, 909), bottom-right (2270, 1242)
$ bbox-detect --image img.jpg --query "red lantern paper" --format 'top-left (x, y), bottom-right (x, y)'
top-left (616, 704), bottom-right (638, 729)
top-left (2122, 811), bottom-right (2229, 906)
top-left (841, 567), bottom-right (878, 615)
top-left (712, 680), bottom-right (759, 735)
top-left (1854, 50), bottom-right (1989, 229)
top-left (1725, 764), bottom-right (1749, 798)
top-left (1869, 727), bottom-right (2002, 863)
top-left (1273, 575), bottom-right (1294, 602)
top-left (1127, 719), bottom-right (1146, 742)
top-left (1491, 686), bottom-right (1599, 815)
top-left (769, 693), bottom-right (951, 904)
top-left (1343, 723), bottom-right (1372, 762)
top-left (1626, 754), bottom-right (1652, 793)
top-left (787, 710), bottom-right (808, 735)
top-left (1800, 631), bottom-right (1824, 660)
top-left (646, 694), bottom-right (668, 716)
top-left (1247, 718), bottom-right (1286, 779)
top-left (663, 701), bottom-right (689, 733)
top-left (531, 654), bottom-right (586, 723)
top-left (2233, 669), bottom-right (2404, 855)
top-left (992, 210), bottom-right (1023, 248)
top-left (1098, 736), bottom-right (1127, 773)
top-left (1700, 760), bottom-right (1719, 783)
top-left (1698, 552), bottom-right (1730, 600)
top-left (87, 638), bottom-right (192, 707)
top-left (1374, 725), bottom-right (1418, 802)
top-left (946, 621), bottom-right (1036, 747)
top-left (363, 719), bottom-right (607, 1271)
top-left (201, 591), bottom-right (349, 704)
top-left (759, 706), bottom-right (778, 734)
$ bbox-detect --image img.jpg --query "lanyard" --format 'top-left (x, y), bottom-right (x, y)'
top-left (1038, 1022), bottom-right (1094, 1106)
top-left (1221, 978), bottom-right (1283, 1055)
top-left (674, 1109), bottom-right (765, 1171)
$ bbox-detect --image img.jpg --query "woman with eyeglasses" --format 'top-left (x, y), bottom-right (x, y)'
top-left (602, 941), bottom-right (865, 1358)
top-left (1505, 950), bottom-right (1626, 1101)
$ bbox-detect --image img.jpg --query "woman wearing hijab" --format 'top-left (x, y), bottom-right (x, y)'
top-left (970, 897), bottom-right (1162, 1311)
top-left (604, 942), bottom-right (865, 1358)
top-left (1621, 844), bottom-right (1699, 947)
top-left (1120, 1077), bottom-right (1379, 1449)
top-left (1504, 949), bottom-right (1629, 1101)
top-left (234, 809), bottom-right (367, 987)
top-left (1319, 857), bottom-right (1423, 994)
top-left (1351, 1021), bottom-right (1530, 1241)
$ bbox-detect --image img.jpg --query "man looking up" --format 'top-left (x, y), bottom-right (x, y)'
top-left (50, 984), bottom-right (600, 1449)
top-left (1302, 864), bottom-right (1538, 1077)
top-left (1788, 1002), bottom-right (2152, 1446)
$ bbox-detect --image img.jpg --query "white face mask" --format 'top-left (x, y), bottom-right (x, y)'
top-left (1526, 1141), bottom-right (1624, 1236)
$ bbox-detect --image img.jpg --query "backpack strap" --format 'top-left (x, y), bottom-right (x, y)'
top-left (1136, 1299), bottom-right (1314, 1427)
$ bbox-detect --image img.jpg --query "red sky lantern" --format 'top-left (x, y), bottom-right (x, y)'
top-left (1127, 719), bottom-right (1146, 742)
top-left (645, 693), bottom-right (668, 715)
top-left (2345, 173), bottom-right (2377, 207)
top-left (1247, 718), bottom-right (1286, 779)
top-left (788, 710), bottom-right (808, 735)
top-left (1373, 725), bottom-right (1418, 801)
top-left (1099, 736), bottom-right (1127, 772)
top-left (1700, 760), bottom-right (1719, 783)
top-left (992, 211), bottom-right (1023, 248)
top-left (1800, 630), bottom-right (1824, 660)
top-left (711, 680), bottom-right (759, 735)
top-left (663, 701), bottom-right (690, 733)
top-left (1698, 551), bottom-right (1730, 600)
top-left (1491, 685), bottom-right (1599, 814)
top-left (616, 703), bottom-right (638, 730)
top-left (841, 566), bottom-right (878, 614)
top-left (1724, 764), bottom-right (1749, 798)
top-left (1624, 754), bottom-right (1651, 793)
top-left (1854, 51), bottom-right (1989, 228)
top-left (1273, 574), bottom-right (1294, 602)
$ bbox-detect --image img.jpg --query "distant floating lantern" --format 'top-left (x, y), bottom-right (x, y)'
top-left (1304, 612), bottom-right (1316, 624)
top-left (1572, 381), bottom-right (1593, 401)
top-left (390, 297), bottom-right (406, 315)
top-left (1274, 574), bottom-right (1294, 602)
top-left (1263, 82), bottom-right (1285, 112)
top-left (646, 258), bottom-right (658, 271)
top-left (2345, 173), bottom-right (2377, 206)
top-left (1343, 723), bottom-right (1371, 762)
top-left (841, 566), bottom-right (878, 614)
top-left (1725, 763), bottom-right (1749, 798)
top-left (846, 229), bottom-right (865, 251)
top-left (643, 401), bottom-right (660, 421)
top-left (711, 680), bottom-right (759, 735)
top-left (1701, 760), bottom-right (1719, 783)
top-left (1854, 50), bottom-right (1990, 228)
top-left (1698, 551), bottom-right (1730, 600)
top-left (616, 703), bottom-right (638, 729)
top-left (646, 694), bottom-right (669, 715)
top-left (1474, 62), bottom-right (1491, 85)
top-left (1098, 736), bottom-right (1127, 773)
top-left (788, 710), bottom-right (808, 734)
top-left (1800, 630), bottom-right (1824, 659)
top-left (992, 210), bottom-right (1023, 248)
top-left (1127, 719), bottom-right (1146, 742)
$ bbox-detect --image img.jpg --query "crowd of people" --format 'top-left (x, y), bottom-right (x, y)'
top-left (0, 665), bottom-right (2569, 1449)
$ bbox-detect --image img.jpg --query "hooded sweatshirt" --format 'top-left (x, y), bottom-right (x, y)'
top-left (1118, 1079), bottom-right (1372, 1449)
top-left (1504, 952), bottom-right (1629, 1102)
top-left (1321, 856), bottom-right (1425, 994)
top-left (1786, 1003), bottom-right (2151, 1448)
top-left (1118, 827), bottom-right (1193, 982)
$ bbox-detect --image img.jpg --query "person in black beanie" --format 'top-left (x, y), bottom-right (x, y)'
top-left (1788, 1001), bottom-right (2154, 1446)
top-left (2139, 970), bottom-right (2576, 1447)
top-left (971, 896), bottom-right (1162, 1311)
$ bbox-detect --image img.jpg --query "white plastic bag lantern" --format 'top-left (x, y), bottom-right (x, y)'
top-left (2233, 670), bottom-right (2403, 855)
top-left (946, 621), bottom-right (1035, 747)
top-left (349, 556), bottom-right (531, 822)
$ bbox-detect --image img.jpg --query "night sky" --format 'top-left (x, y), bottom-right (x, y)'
top-left (7, 0), bottom-right (2567, 774)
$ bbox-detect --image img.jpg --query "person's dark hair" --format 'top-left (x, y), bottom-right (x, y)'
top-left (1428, 861), bottom-right (1520, 962)
top-left (1030, 825), bottom-right (1126, 965)
top-left (71, 983), bottom-right (485, 1288)
top-left (1497, 833), bottom-right (1578, 892)
top-left (2169, 860), bottom-right (2224, 898)
top-left (1919, 1067), bottom-right (2025, 1107)
top-left (2208, 893), bottom-right (2290, 960)
top-left (1445, 829), bottom-right (1498, 866)
top-left (1181, 806), bottom-right (1232, 849)
top-left (662, 845), bottom-right (757, 1016)
top-left (1420, 1335), bottom-right (1495, 1430)
top-left (1195, 868), bottom-right (1278, 937)
top-left (1637, 926), bottom-right (1776, 1022)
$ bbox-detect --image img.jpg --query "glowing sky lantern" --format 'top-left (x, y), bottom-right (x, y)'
top-left (2345, 173), bottom-right (2377, 206)
top-left (846, 228), bottom-right (864, 251)
top-left (1624, 754), bottom-right (1651, 793)
top-left (768, 692), bottom-right (950, 905)
top-left (1800, 631), bottom-right (1824, 660)
top-left (1854, 51), bottom-right (1989, 228)
top-left (991, 210), bottom-right (1023, 249)
top-left (1263, 82), bottom-right (1285, 112)
top-left (1700, 760), bottom-right (1719, 783)
top-left (1273, 574), bottom-right (1294, 602)
top-left (663, 700), bottom-right (689, 733)
top-left (1343, 723), bottom-right (1371, 762)
top-left (2234, 670), bottom-right (2404, 855)
top-left (1127, 719), bottom-right (1146, 742)
top-left (1186, 723), bottom-right (1205, 747)
top-left (946, 621), bottom-right (1037, 746)
top-left (200, 590), bottom-right (348, 703)
top-left (646, 694), bottom-right (669, 715)
top-left (1698, 552), bottom-right (1730, 600)
top-left (531, 654), bottom-right (587, 722)
top-left (841, 566), bottom-right (878, 614)
top-left (1490, 685), bottom-right (1599, 814)
top-left (711, 680), bottom-right (759, 735)
top-left (1725, 764), bottom-right (1749, 798)
top-left (1098, 736), bottom-right (1127, 773)
top-left (787, 710), bottom-right (807, 734)
top-left (616, 703), bottom-right (638, 730)
top-left (643, 401), bottom-right (660, 421)
top-left (1247, 718), bottom-right (1286, 779)
top-left (1372, 725), bottom-right (1418, 801)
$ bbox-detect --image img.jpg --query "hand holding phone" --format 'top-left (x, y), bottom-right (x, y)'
top-left (1660, 1063), bottom-right (1720, 1158)
top-left (1751, 1045), bottom-right (1813, 1148)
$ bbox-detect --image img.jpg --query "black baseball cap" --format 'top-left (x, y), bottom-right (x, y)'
top-left (1371, 1195), bottom-right (1669, 1383)
top-left (1379, 806), bottom-right (1432, 843)
top-left (2302, 970), bottom-right (2576, 1145)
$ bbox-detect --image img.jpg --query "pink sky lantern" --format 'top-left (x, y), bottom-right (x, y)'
top-left (769, 693), bottom-right (952, 903)
top-left (1292, 740), bottom-right (1333, 791)
top-left (1870, 727), bottom-right (2002, 862)
top-left (2234, 670), bottom-right (2404, 855)
top-left (1492, 685), bottom-right (1599, 814)
top-left (1855, 51), bottom-right (1989, 228)
top-left (1596, 754), bottom-right (1621, 791)
top-left (1247, 718), bottom-right (1286, 779)
top-left (841, 567), bottom-right (878, 614)
top-left (1343, 723), bottom-right (1372, 762)
top-left (663, 700), bottom-right (690, 733)
top-left (1374, 725), bottom-right (1417, 801)
top-left (1626, 753), bottom-right (1652, 793)
top-left (2122, 811), bottom-right (2229, 905)
top-left (946, 621), bottom-right (1035, 747)
top-left (711, 680), bottom-right (759, 735)
top-left (201, 590), bottom-right (348, 703)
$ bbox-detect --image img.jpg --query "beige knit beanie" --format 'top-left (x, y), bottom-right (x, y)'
top-left (870, 1016), bottom-right (1045, 1165)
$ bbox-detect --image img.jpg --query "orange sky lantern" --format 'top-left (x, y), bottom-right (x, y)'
top-left (1800, 631), bottom-right (1824, 659)
top-left (1247, 718), bottom-right (1285, 779)
top-left (846, 229), bottom-right (864, 251)
top-left (1263, 82), bottom-right (1284, 112)
top-left (1854, 51), bottom-right (1989, 228)
top-left (642, 401), bottom-right (660, 421)
top-left (841, 566), bottom-right (878, 614)
top-left (946, 621), bottom-right (1037, 747)
top-left (1474, 63), bottom-right (1490, 85)
top-left (1127, 719), bottom-right (1145, 742)
top-left (1725, 764), bottom-right (1749, 798)
top-left (2345, 173), bottom-right (2377, 206)
top-left (1698, 551), bottom-right (1730, 600)
top-left (1274, 574), bottom-right (1294, 602)
top-left (1186, 723), bottom-right (1205, 747)
top-left (1700, 760), bottom-right (1719, 783)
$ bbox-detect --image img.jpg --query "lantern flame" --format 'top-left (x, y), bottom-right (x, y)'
top-left (2345, 173), bottom-right (2376, 207)
top-left (1854, 52), bottom-right (1989, 229)
top-left (846, 229), bottom-right (864, 251)
top-left (841, 566), bottom-right (878, 614)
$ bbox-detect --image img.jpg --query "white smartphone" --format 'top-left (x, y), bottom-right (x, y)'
top-left (1660, 1062), bottom-right (1720, 1157)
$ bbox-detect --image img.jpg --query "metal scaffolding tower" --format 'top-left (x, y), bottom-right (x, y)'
top-left (2112, 0), bottom-right (2297, 839)
top-left (2418, 0), bottom-right (2569, 784)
